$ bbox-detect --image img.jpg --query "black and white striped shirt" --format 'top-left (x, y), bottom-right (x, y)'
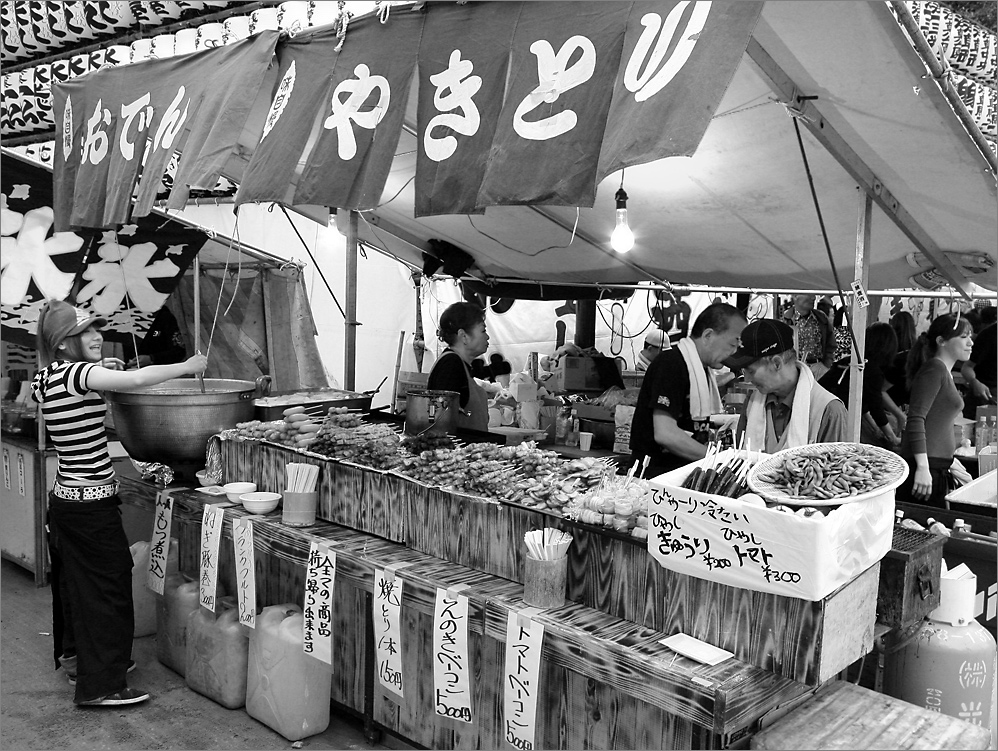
top-left (31, 361), bottom-right (114, 484)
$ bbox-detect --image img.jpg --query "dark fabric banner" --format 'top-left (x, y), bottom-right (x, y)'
top-left (51, 31), bottom-right (277, 232)
top-left (596, 1), bottom-right (765, 181)
top-left (477, 2), bottom-right (631, 208)
top-left (235, 36), bottom-right (339, 207)
top-left (2, 155), bottom-right (208, 347)
top-left (294, 12), bottom-right (423, 209)
top-left (413, 2), bottom-right (519, 217)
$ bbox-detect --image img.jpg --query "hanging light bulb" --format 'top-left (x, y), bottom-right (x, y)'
top-left (610, 187), bottom-right (634, 253)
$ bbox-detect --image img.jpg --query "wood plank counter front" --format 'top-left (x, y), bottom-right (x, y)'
top-left (218, 438), bottom-right (879, 687)
top-left (118, 476), bottom-right (812, 750)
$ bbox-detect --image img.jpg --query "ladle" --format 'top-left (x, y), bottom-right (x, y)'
top-left (194, 253), bottom-right (205, 393)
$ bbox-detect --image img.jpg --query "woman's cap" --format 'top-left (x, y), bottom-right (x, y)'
top-left (44, 300), bottom-right (107, 342)
top-left (643, 330), bottom-right (671, 349)
top-left (724, 319), bottom-right (794, 368)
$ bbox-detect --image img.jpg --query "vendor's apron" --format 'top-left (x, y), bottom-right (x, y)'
top-left (458, 366), bottom-right (490, 432)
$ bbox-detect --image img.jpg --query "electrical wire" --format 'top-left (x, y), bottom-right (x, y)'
top-left (278, 205), bottom-right (347, 319)
top-left (464, 207), bottom-right (580, 258)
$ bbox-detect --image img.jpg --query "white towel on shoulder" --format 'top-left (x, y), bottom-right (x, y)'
top-left (677, 337), bottom-right (722, 418)
top-left (744, 361), bottom-right (814, 452)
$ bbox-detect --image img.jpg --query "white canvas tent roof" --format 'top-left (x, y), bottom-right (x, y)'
top-left (213, 1), bottom-right (996, 296)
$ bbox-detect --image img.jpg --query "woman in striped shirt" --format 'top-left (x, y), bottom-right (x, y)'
top-left (31, 299), bottom-right (206, 708)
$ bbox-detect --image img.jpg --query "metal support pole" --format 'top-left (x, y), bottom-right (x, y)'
top-left (847, 193), bottom-right (874, 442)
top-left (344, 210), bottom-right (360, 391)
top-left (574, 300), bottom-right (597, 349)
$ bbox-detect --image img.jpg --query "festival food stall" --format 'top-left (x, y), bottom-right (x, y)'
top-left (5, 1), bottom-right (997, 748)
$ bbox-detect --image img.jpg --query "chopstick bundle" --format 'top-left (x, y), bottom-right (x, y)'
top-left (524, 528), bottom-right (573, 561)
top-left (286, 462), bottom-right (319, 493)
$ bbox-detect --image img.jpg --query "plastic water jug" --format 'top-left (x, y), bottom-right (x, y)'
top-left (185, 596), bottom-right (248, 709)
top-left (130, 538), bottom-right (179, 637)
top-left (157, 575), bottom-right (225, 677)
top-left (246, 604), bottom-right (331, 741)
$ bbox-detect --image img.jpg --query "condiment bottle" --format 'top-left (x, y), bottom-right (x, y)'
top-left (926, 517), bottom-right (951, 537)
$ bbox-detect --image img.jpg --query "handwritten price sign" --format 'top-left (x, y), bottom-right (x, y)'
top-left (432, 587), bottom-right (473, 724)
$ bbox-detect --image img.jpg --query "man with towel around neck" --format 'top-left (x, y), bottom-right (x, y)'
top-left (630, 303), bottom-right (747, 478)
top-left (726, 319), bottom-right (848, 453)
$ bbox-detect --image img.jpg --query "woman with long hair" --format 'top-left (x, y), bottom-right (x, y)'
top-left (886, 311), bottom-right (917, 410)
top-left (31, 299), bottom-right (207, 707)
top-left (896, 314), bottom-right (974, 507)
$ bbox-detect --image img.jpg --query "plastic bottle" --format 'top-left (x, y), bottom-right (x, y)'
top-left (186, 596), bottom-right (248, 709)
top-left (894, 509), bottom-right (905, 526)
top-left (565, 409), bottom-right (579, 447)
top-left (131, 538), bottom-right (179, 637)
top-left (246, 604), bottom-right (331, 741)
top-left (884, 570), bottom-right (995, 737)
top-left (926, 518), bottom-right (951, 537)
top-left (157, 575), bottom-right (226, 677)
top-left (900, 518), bottom-right (927, 532)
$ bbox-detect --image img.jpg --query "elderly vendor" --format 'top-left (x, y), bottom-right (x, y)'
top-left (727, 319), bottom-right (847, 453)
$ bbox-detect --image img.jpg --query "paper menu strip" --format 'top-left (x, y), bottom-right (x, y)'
top-left (660, 633), bottom-right (733, 666)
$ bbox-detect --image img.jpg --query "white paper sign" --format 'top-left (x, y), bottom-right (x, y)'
top-left (374, 568), bottom-right (405, 699)
top-left (147, 490), bottom-right (174, 594)
top-left (432, 587), bottom-right (473, 724)
top-left (3, 448), bottom-right (9, 490)
top-left (232, 517), bottom-right (256, 628)
top-left (503, 611), bottom-right (545, 751)
top-left (303, 541), bottom-right (336, 664)
top-left (198, 504), bottom-right (224, 611)
top-left (17, 452), bottom-right (25, 497)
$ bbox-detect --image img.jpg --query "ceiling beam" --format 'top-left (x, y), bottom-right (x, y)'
top-left (745, 37), bottom-right (974, 299)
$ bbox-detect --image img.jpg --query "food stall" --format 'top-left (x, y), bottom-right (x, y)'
top-left (6, 0), bottom-right (996, 748)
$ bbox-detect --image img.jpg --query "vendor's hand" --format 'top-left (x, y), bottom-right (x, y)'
top-left (99, 357), bottom-right (125, 371)
top-left (912, 466), bottom-right (933, 501)
top-left (126, 354), bottom-right (153, 369)
top-left (185, 353), bottom-right (208, 375)
top-left (970, 380), bottom-right (993, 402)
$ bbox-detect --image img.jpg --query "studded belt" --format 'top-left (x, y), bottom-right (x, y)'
top-left (52, 480), bottom-right (120, 502)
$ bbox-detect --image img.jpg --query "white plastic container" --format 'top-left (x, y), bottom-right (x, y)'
top-left (130, 538), bottom-right (178, 637)
top-left (157, 576), bottom-right (225, 676)
top-left (246, 604), bottom-right (331, 741)
top-left (185, 597), bottom-right (248, 709)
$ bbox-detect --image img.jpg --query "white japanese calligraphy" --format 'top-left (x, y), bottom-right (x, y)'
top-left (513, 36), bottom-right (596, 142)
top-left (322, 64), bottom-right (390, 160)
top-left (261, 60), bottom-right (296, 142)
top-left (152, 86), bottom-right (189, 153)
top-left (61, 96), bottom-right (73, 163)
top-left (424, 50), bottom-right (482, 162)
top-left (81, 99), bottom-right (111, 165)
top-left (624, 2), bottom-right (711, 103)
top-left (119, 93), bottom-right (153, 161)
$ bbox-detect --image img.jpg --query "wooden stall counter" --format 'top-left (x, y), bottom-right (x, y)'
top-left (117, 475), bottom-right (812, 750)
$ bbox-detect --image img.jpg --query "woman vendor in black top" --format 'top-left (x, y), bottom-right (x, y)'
top-left (426, 302), bottom-right (491, 432)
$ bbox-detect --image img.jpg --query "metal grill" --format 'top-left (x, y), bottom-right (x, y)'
top-left (891, 526), bottom-right (938, 553)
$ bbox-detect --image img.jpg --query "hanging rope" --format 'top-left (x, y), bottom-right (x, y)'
top-left (113, 228), bottom-right (143, 368)
top-left (278, 205), bottom-right (347, 319)
top-left (787, 99), bottom-right (864, 368)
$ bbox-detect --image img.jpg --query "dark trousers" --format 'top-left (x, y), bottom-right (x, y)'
top-left (895, 456), bottom-right (953, 509)
top-left (47, 494), bottom-right (134, 703)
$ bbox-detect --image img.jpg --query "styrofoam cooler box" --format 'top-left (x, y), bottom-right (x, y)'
top-left (648, 450), bottom-right (895, 601)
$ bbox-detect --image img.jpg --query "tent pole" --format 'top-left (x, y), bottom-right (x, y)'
top-left (575, 300), bottom-right (597, 349)
top-left (847, 194), bottom-right (874, 443)
top-left (344, 210), bottom-right (360, 391)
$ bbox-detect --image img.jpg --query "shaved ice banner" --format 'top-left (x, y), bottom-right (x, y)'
top-left (1, 154), bottom-right (207, 347)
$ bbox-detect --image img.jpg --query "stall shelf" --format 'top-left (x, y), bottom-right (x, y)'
top-left (117, 474), bottom-right (812, 750)
top-left (0, 432), bottom-right (55, 585)
top-left (218, 436), bottom-right (879, 687)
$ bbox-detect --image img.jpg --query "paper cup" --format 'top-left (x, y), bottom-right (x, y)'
top-left (282, 491), bottom-right (317, 527)
top-left (578, 431), bottom-right (594, 451)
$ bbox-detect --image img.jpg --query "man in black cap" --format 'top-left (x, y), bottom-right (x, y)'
top-left (726, 319), bottom-right (847, 453)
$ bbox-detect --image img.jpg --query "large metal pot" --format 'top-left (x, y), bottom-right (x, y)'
top-left (404, 389), bottom-right (459, 436)
top-left (105, 378), bottom-right (257, 464)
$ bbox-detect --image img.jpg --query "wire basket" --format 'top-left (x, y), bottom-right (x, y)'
top-left (747, 442), bottom-right (909, 506)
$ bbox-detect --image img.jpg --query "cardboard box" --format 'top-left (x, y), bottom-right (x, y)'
top-left (547, 356), bottom-right (621, 392)
top-left (649, 451), bottom-right (895, 601)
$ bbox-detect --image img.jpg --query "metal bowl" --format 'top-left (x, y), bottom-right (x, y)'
top-left (105, 378), bottom-right (256, 464)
